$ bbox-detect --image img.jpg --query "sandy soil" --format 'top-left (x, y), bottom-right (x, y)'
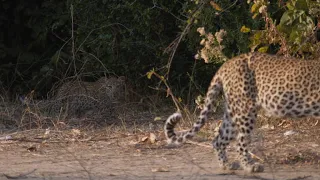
top-left (0, 119), bottom-right (320, 180)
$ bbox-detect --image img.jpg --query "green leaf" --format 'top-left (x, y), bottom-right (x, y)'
top-left (286, 1), bottom-right (295, 10)
top-left (251, 3), bottom-right (258, 13)
top-left (289, 29), bottom-right (301, 44)
top-left (258, 46), bottom-right (269, 53)
top-left (249, 30), bottom-right (265, 49)
top-left (279, 10), bottom-right (304, 27)
top-left (146, 70), bottom-right (154, 79)
top-left (240, 25), bottom-right (251, 33)
top-left (295, 0), bottom-right (308, 11)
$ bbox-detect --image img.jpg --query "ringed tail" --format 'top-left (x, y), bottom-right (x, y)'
top-left (164, 77), bottom-right (222, 145)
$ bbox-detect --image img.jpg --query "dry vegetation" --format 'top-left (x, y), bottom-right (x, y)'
top-left (1, 85), bottom-right (320, 179)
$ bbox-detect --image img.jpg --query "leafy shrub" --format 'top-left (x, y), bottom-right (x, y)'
top-left (0, 0), bottom-right (187, 98)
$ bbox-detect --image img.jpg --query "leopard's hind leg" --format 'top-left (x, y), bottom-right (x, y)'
top-left (212, 112), bottom-right (239, 170)
top-left (234, 105), bottom-right (264, 173)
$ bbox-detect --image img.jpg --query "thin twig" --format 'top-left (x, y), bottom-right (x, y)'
top-left (151, 71), bottom-right (182, 112)
top-left (164, 0), bottom-right (208, 79)
top-left (70, 4), bottom-right (77, 75)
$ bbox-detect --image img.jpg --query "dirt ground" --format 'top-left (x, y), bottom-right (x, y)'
top-left (0, 116), bottom-right (320, 180)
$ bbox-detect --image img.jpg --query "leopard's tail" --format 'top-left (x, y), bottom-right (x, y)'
top-left (164, 77), bottom-right (222, 145)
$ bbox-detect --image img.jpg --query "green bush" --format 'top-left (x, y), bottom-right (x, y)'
top-left (0, 0), bottom-right (187, 98)
top-left (1, 0), bottom-right (319, 104)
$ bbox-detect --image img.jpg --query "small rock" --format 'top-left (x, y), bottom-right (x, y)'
top-left (311, 143), bottom-right (319, 147)
top-left (284, 130), bottom-right (297, 136)
top-left (0, 135), bottom-right (12, 141)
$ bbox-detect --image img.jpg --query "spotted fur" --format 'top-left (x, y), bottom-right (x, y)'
top-left (164, 52), bottom-right (320, 173)
top-left (22, 76), bottom-right (126, 120)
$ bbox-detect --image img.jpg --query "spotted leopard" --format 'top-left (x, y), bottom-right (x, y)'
top-left (56, 76), bottom-right (126, 102)
top-left (22, 76), bottom-right (125, 120)
top-left (164, 52), bottom-right (320, 173)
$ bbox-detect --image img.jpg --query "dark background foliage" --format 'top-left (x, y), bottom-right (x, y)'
top-left (0, 0), bottom-right (319, 103)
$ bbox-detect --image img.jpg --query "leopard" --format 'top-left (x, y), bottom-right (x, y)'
top-left (56, 76), bottom-right (126, 103)
top-left (21, 76), bottom-right (126, 120)
top-left (164, 52), bottom-right (320, 173)
top-left (22, 95), bottom-right (105, 118)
